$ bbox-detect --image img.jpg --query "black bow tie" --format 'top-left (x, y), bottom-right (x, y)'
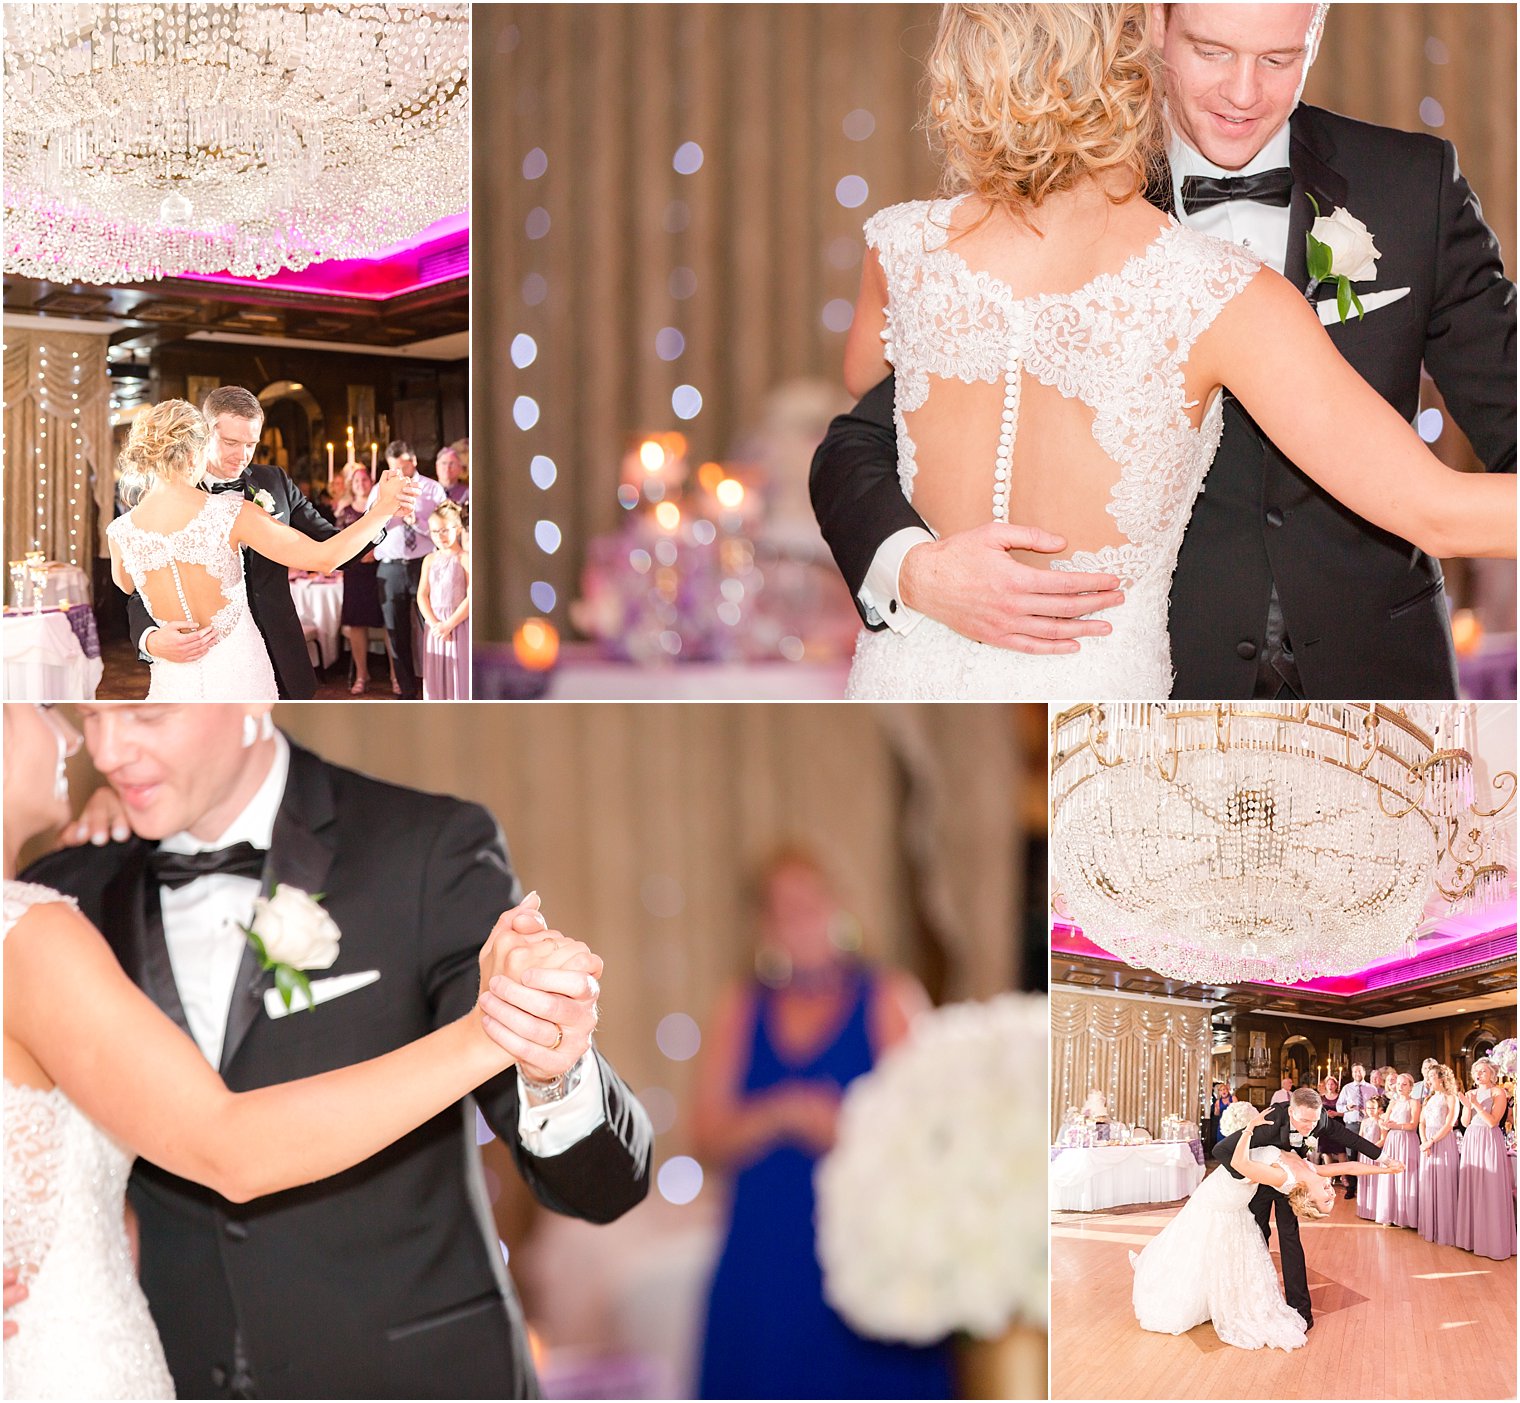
top-left (1180, 168), bottom-right (1294, 215)
top-left (207, 474), bottom-right (250, 496)
top-left (148, 842), bottom-right (266, 890)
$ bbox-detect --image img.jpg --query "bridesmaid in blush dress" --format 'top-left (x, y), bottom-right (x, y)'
top-left (1377, 1073), bottom-right (1421, 1228)
top-left (1454, 1059), bottom-right (1516, 1260)
top-left (1356, 1098), bottom-right (1385, 1221)
top-left (418, 502), bottom-right (470, 699)
top-left (1416, 1064), bottom-right (1461, 1246)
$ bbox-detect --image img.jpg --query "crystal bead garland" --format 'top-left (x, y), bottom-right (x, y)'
top-left (2, 4), bottom-right (469, 283)
top-left (1050, 702), bottom-right (1517, 984)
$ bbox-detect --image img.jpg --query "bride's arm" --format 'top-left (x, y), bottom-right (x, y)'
top-left (2, 900), bottom-right (539, 1203)
top-left (1201, 270), bottom-right (1516, 559)
top-left (843, 250), bottom-right (891, 399)
top-left (1229, 1108), bottom-right (1294, 1189)
top-left (230, 472), bottom-right (414, 574)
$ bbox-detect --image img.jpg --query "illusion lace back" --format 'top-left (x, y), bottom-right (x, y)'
top-left (1130, 1147), bottom-right (1307, 1352)
top-left (846, 195), bottom-right (1262, 700)
top-left (3, 881), bottom-right (175, 1399)
top-left (107, 492), bottom-right (276, 699)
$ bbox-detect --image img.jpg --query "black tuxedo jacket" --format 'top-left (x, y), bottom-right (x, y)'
top-left (1213, 1099), bottom-right (1381, 1177)
top-left (127, 464), bottom-right (343, 701)
top-left (809, 104), bottom-right (1515, 699)
top-left (24, 742), bottom-right (652, 1399)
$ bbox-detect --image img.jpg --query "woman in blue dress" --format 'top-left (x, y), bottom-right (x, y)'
top-left (692, 849), bottom-right (955, 1400)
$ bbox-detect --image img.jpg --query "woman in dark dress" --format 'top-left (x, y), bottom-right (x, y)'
top-left (332, 463), bottom-right (389, 694)
top-left (691, 848), bottom-right (955, 1400)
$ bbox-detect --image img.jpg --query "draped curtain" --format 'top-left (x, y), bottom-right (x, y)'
top-left (1050, 990), bottom-right (1213, 1144)
top-left (478, 3), bottom-right (1517, 644)
top-left (3, 328), bottom-right (114, 568)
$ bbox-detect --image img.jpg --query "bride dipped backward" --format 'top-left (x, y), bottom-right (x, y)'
top-left (0, 703), bottom-right (593, 1212)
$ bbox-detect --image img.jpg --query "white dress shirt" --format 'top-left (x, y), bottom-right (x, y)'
top-left (367, 473), bottom-right (449, 563)
top-left (858, 121), bottom-right (1296, 631)
top-left (157, 731), bottom-right (603, 1153)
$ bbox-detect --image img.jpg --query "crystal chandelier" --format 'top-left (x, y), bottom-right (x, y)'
top-left (1050, 703), bottom-right (1516, 984)
top-left (3, 4), bottom-right (469, 283)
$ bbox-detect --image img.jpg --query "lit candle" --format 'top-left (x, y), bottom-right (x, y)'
top-left (326, 441), bottom-right (334, 484)
top-left (370, 442), bottom-right (378, 474)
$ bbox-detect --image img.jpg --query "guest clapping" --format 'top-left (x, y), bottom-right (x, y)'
top-left (1455, 1058), bottom-right (1515, 1260)
top-left (1417, 1064), bottom-right (1461, 1246)
top-left (690, 848), bottom-right (952, 1401)
top-left (418, 503), bottom-right (470, 699)
top-left (1356, 1098), bottom-right (1385, 1220)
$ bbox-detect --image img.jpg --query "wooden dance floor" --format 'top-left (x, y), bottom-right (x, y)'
top-left (1051, 1173), bottom-right (1517, 1399)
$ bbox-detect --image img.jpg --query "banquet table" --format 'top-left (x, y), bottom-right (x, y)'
top-left (24, 561), bottom-right (92, 610)
top-left (1050, 1139), bottom-right (1205, 1212)
top-left (3, 608), bottom-right (103, 700)
top-left (289, 574), bottom-right (344, 669)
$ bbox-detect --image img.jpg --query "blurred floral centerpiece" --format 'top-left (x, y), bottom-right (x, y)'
top-left (815, 993), bottom-right (1047, 1356)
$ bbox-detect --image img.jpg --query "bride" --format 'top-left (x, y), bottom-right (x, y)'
top-left (1130, 1102), bottom-right (1399, 1350)
top-left (843, 3), bottom-right (1515, 700)
top-left (1, 702), bottom-right (590, 1399)
top-left (107, 400), bottom-right (417, 700)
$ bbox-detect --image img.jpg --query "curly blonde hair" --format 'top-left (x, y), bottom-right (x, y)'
top-left (118, 399), bottom-right (209, 503)
top-left (1286, 1178), bottom-right (1328, 1221)
top-left (925, 3), bottom-right (1163, 218)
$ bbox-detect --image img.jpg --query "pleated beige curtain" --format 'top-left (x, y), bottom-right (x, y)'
top-left (2, 328), bottom-right (115, 568)
top-left (477, 3), bottom-right (1517, 645)
top-left (1050, 989), bottom-right (1213, 1144)
top-left (265, 701), bottom-right (1025, 1140)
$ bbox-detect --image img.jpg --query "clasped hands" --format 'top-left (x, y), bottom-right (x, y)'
top-left (476, 892), bottom-right (602, 1086)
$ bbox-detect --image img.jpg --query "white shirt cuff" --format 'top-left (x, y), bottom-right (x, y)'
top-left (516, 1052), bottom-right (606, 1157)
top-left (138, 625), bottom-right (158, 659)
top-left (858, 526), bottom-right (934, 634)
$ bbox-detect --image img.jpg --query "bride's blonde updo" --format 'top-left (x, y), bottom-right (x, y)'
top-left (1286, 1179), bottom-right (1329, 1221)
top-left (118, 399), bottom-right (209, 503)
top-left (925, 3), bottom-right (1163, 216)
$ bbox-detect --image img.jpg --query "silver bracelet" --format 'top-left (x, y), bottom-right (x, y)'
top-left (519, 1055), bottom-right (583, 1104)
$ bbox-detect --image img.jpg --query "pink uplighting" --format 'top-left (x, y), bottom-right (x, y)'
top-left (1051, 914), bottom-right (1518, 995)
top-left (179, 212), bottom-right (469, 299)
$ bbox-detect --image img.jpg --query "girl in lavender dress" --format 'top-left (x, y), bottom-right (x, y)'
top-left (1377, 1072), bottom-right (1421, 1228)
top-left (1417, 1063), bottom-right (1461, 1246)
top-left (1356, 1097), bottom-right (1385, 1221)
top-left (1454, 1058), bottom-right (1516, 1260)
top-left (419, 502), bottom-right (471, 699)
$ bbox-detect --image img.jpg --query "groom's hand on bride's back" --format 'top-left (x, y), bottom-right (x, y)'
top-left (143, 620), bottom-right (216, 665)
top-left (899, 522), bottom-right (1125, 653)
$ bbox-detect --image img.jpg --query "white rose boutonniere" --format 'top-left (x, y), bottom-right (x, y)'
top-left (250, 487), bottom-right (278, 515)
top-left (244, 884), bottom-right (342, 1012)
top-left (1306, 196), bottom-right (1381, 323)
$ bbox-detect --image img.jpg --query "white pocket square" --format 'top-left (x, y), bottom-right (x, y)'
top-left (1318, 286), bottom-right (1410, 326)
top-left (264, 969), bottom-right (380, 1019)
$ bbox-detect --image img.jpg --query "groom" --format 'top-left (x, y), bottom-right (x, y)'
top-left (129, 386), bottom-right (353, 700)
top-left (810, 2), bottom-right (1515, 699)
top-left (1214, 1087), bottom-right (1391, 1329)
top-left (24, 704), bottom-right (652, 1398)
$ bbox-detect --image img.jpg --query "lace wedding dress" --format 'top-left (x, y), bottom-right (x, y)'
top-left (846, 194), bottom-right (1262, 700)
top-left (3, 881), bottom-right (176, 1399)
top-left (107, 492), bottom-right (277, 700)
top-left (1130, 1147), bottom-right (1308, 1352)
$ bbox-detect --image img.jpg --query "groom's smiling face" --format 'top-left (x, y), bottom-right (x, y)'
top-left (78, 704), bottom-right (275, 842)
top-left (1287, 1105), bottom-right (1319, 1136)
top-left (1154, 4), bottom-right (1317, 170)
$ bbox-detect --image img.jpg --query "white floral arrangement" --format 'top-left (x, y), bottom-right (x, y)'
top-left (1491, 1038), bottom-right (1517, 1079)
top-left (1219, 1099), bottom-right (1256, 1137)
top-left (814, 992), bottom-right (1046, 1343)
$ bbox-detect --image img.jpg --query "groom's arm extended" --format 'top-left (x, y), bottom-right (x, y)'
top-left (1318, 1117), bottom-right (1382, 1164)
top-left (419, 801), bottom-right (651, 1223)
top-left (1420, 139), bottom-right (1516, 473)
top-left (809, 374), bottom-right (1126, 650)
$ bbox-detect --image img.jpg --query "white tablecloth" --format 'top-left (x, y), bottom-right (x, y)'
top-left (1050, 1141), bottom-right (1204, 1212)
top-left (546, 657), bottom-right (850, 700)
top-left (289, 575), bottom-right (344, 669)
top-left (3, 611), bottom-right (102, 700)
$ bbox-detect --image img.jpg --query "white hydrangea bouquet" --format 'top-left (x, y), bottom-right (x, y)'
top-left (815, 992), bottom-right (1047, 1343)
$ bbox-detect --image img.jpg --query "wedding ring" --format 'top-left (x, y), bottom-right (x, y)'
top-left (549, 1023), bottom-right (564, 1051)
